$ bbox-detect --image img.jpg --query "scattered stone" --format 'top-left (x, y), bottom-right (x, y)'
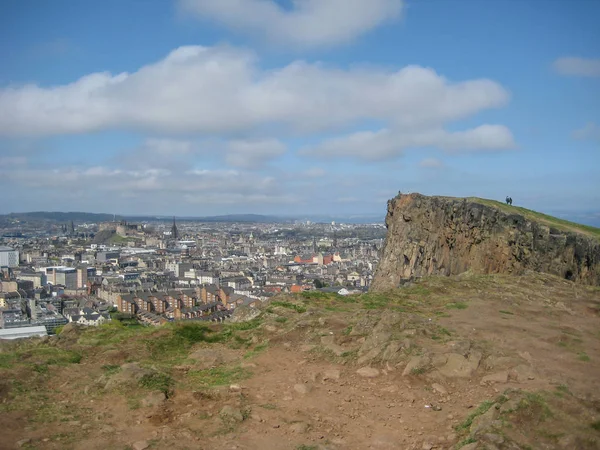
top-left (322, 369), bottom-right (341, 381)
top-left (422, 442), bottom-right (434, 450)
top-left (264, 325), bottom-right (278, 332)
top-left (294, 383), bottom-right (312, 395)
top-left (289, 422), bottom-right (309, 433)
top-left (480, 371), bottom-right (509, 385)
top-left (356, 367), bottom-right (380, 378)
top-left (16, 439), bottom-right (32, 448)
top-left (432, 383), bottom-right (448, 395)
top-left (132, 441), bottom-right (149, 450)
top-left (219, 405), bottom-right (244, 423)
top-left (510, 364), bottom-right (536, 381)
top-left (229, 384), bottom-right (242, 392)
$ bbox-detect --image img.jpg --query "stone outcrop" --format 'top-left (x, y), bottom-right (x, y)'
top-left (372, 193), bottom-right (600, 290)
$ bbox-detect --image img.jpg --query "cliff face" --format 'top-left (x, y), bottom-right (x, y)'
top-left (371, 193), bottom-right (600, 290)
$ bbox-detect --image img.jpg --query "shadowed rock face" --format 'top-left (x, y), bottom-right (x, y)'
top-left (371, 193), bottom-right (600, 290)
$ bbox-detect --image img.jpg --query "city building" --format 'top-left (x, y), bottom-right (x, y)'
top-left (0, 246), bottom-right (19, 268)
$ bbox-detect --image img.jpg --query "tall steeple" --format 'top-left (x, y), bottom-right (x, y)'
top-left (171, 216), bottom-right (179, 240)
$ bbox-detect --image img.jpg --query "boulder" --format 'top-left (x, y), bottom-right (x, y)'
top-left (437, 352), bottom-right (481, 378)
top-left (320, 336), bottom-right (346, 356)
top-left (480, 371), bottom-right (509, 385)
top-left (402, 355), bottom-right (431, 376)
top-left (229, 305), bottom-right (261, 323)
top-left (132, 441), bottom-right (149, 450)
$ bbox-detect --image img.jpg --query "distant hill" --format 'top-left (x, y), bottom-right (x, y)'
top-left (2, 212), bottom-right (122, 223)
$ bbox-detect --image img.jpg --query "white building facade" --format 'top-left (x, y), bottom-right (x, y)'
top-left (0, 247), bottom-right (19, 268)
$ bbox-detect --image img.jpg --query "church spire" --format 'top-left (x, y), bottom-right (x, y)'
top-left (171, 216), bottom-right (179, 240)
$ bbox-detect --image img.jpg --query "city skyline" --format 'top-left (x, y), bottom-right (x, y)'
top-left (0, 0), bottom-right (599, 218)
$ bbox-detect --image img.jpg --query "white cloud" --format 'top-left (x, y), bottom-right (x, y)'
top-left (302, 167), bottom-right (327, 178)
top-left (553, 57), bottom-right (600, 77)
top-left (179, 0), bottom-right (403, 48)
top-left (0, 156), bottom-right (27, 166)
top-left (572, 122), bottom-right (600, 141)
top-left (224, 138), bottom-right (286, 168)
top-left (301, 124), bottom-right (515, 160)
top-left (337, 197), bottom-right (360, 203)
top-left (145, 138), bottom-right (194, 156)
top-left (419, 158), bottom-right (443, 168)
top-left (0, 45), bottom-right (510, 139)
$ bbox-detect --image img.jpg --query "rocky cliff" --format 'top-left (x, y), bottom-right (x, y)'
top-left (371, 193), bottom-right (600, 290)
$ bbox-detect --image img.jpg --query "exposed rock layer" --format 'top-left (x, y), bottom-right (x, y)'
top-left (371, 193), bottom-right (600, 290)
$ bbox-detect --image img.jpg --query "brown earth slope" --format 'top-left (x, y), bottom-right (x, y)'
top-left (371, 193), bottom-right (600, 291)
top-left (1, 273), bottom-right (600, 450)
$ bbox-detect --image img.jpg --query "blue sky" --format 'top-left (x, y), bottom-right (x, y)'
top-left (0, 0), bottom-right (598, 223)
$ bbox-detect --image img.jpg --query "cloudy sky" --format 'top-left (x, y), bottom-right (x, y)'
top-left (0, 0), bottom-right (598, 220)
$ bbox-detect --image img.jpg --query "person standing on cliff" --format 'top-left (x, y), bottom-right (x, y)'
top-left (506, 196), bottom-right (510, 205)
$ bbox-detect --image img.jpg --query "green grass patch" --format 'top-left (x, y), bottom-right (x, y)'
top-left (513, 392), bottom-right (553, 422)
top-left (297, 445), bottom-right (318, 450)
top-left (446, 302), bottom-right (468, 310)
top-left (578, 352), bottom-right (591, 362)
top-left (499, 310), bottom-right (514, 315)
top-left (138, 372), bottom-right (174, 395)
top-left (274, 317), bottom-right (288, 323)
top-left (270, 301), bottom-right (307, 313)
top-left (18, 347), bottom-right (82, 366)
top-left (0, 352), bottom-right (17, 368)
top-left (244, 343), bottom-right (268, 359)
top-left (468, 197), bottom-right (600, 241)
top-left (101, 364), bottom-right (121, 375)
top-left (260, 403), bottom-right (277, 410)
top-left (300, 291), bottom-right (339, 301)
top-left (456, 400), bottom-right (494, 432)
top-left (591, 420), bottom-right (600, 431)
top-left (188, 366), bottom-right (251, 387)
top-left (555, 384), bottom-right (571, 396)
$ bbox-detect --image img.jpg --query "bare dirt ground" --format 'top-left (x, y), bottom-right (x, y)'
top-left (1, 272), bottom-right (599, 450)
